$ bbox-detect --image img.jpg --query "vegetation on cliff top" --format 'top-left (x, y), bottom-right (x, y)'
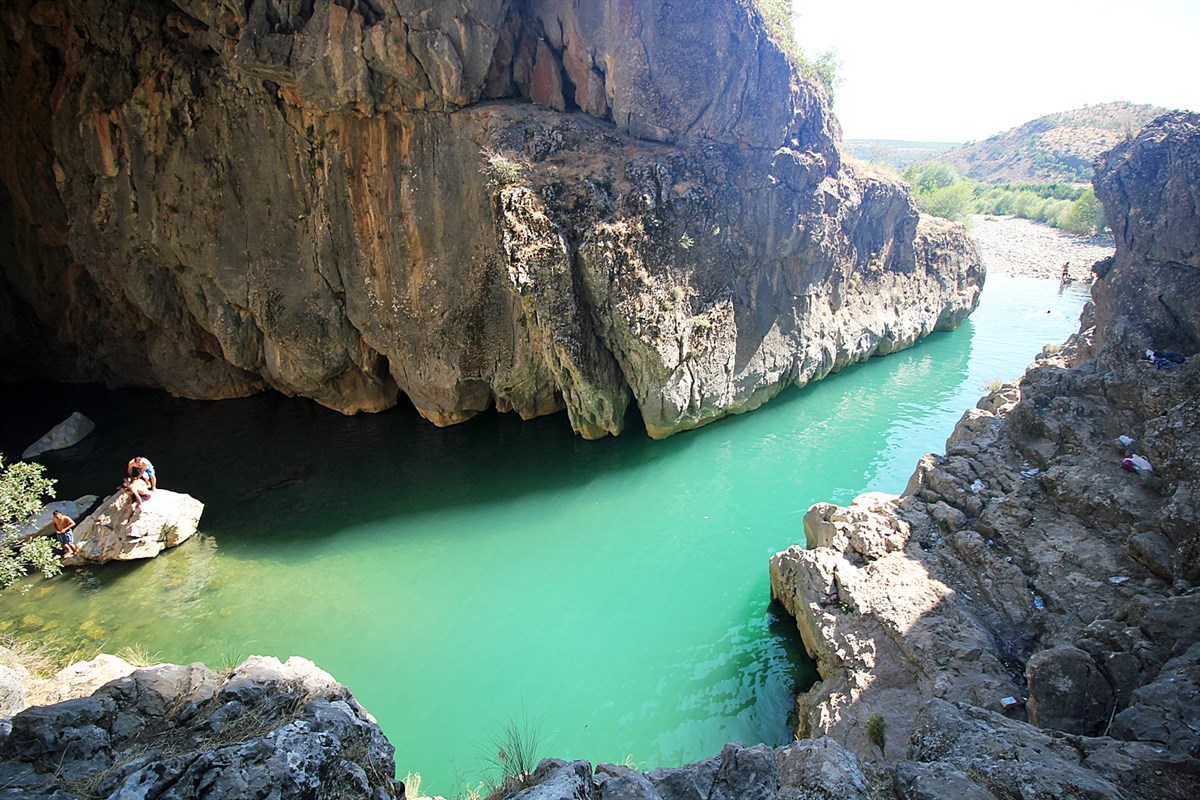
top-left (752, 0), bottom-right (843, 100)
top-left (932, 101), bottom-right (1170, 183)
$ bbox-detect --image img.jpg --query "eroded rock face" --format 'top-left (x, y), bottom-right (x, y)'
top-left (0, 655), bottom-right (401, 799)
top-left (0, 0), bottom-right (981, 438)
top-left (770, 113), bottom-right (1200, 796)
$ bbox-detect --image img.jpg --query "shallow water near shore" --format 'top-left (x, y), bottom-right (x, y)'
top-left (0, 275), bottom-right (1088, 794)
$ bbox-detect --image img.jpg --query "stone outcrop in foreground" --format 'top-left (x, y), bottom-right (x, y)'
top-left (0, 654), bottom-right (400, 799)
top-left (64, 488), bottom-right (203, 565)
top-left (0, 0), bottom-right (981, 438)
top-left (770, 112), bottom-right (1200, 798)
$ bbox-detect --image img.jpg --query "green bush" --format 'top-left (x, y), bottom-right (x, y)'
top-left (919, 182), bottom-right (975, 222)
top-left (752, 0), bottom-right (842, 100)
top-left (480, 148), bottom-right (527, 190)
top-left (904, 162), bottom-right (960, 194)
top-left (0, 455), bottom-right (61, 590)
top-left (866, 712), bottom-right (886, 756)
top-left (1060, 187), bottom-right (1108, 235)
top-left (899, 162), bottom-right (1109, 236)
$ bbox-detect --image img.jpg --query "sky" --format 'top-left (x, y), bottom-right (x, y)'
top-left (790, 0), bottom-right (1200, 142)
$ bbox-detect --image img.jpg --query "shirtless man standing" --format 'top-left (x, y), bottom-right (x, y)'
top-left (51, 510), bottom-right (79, 558)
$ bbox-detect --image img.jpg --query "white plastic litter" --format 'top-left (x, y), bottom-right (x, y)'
top-left (970, 479), bottom-right (985, 493)
top-left (1128, 454), bottom-right (1154, 474)
top-left (1118, 435), bottom-right (1134, 448)
top-left (1108, 576), bottom-right (1130, 585)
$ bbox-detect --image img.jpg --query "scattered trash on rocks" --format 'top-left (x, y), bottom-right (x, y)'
top-left (1121, 453), bottom-right (1154, 474)
top-left (970, 479), bottom-right (985, 493)
top-left (1020, 467), bottom-right (1040, 478)
top-left (1144, 349), bottom-right (1186, 369)
top-left (1108, 576), bottom-right (1130, 585)
top-left (1000, 696), bottom-right (1021, 711)
top-left (1117, 434), bottom-right (1134, 448)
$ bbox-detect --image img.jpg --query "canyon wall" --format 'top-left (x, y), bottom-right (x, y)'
top-left (770, 112), bottom-right (1200, 798)
top-left (0, 0), bottom-right (981, 438)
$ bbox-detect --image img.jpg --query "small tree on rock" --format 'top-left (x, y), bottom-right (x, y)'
top-left (0, 455), bottom-right (61, 590)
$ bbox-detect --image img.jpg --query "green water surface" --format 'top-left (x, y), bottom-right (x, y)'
top-left (0, 275), bottom-right (1089, 794)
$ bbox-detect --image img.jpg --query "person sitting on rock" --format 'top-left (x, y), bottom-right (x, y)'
top-left (51, 510), bottom-right (79, 558)
top-left (128, 456), bottom-right (157, 491)
top-left (122, 475), bottom-right (153, 509)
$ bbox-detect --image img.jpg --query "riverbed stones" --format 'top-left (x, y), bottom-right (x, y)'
top-left (20, 413), bottom-right (95, 460)
top-left (64, 489), bottom-right (203, 565)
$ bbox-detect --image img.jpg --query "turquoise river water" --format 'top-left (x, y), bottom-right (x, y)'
top-left (0, 275), bottom-right (1088, 794)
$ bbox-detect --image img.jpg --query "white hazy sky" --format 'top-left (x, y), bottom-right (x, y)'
top-left (791, 0), bottom-right (1200, 142)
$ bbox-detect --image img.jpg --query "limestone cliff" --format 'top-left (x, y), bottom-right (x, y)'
top-left (770, 113), bottom-right (1200, 798)
top-left (0, 0), bottom-right (981, 437)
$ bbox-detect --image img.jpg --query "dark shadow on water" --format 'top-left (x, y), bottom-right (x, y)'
top-left (0, 320), bottom-right (972, 562)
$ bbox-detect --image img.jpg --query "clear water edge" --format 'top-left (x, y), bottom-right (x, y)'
top-left (0, 275), bottom-right (1090, 795)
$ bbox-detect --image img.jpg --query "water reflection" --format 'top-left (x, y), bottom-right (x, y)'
top-left (0, 274), bottom-right (1089, 794)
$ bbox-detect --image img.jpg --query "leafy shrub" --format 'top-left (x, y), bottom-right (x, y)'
top-left (1011, 190), bottom-right (1042, 218)
top-left (1059, 187), bottom-right (1108, 235)
top-left (0, 455), bottom-right (60, 590)
top-left (480, 148), bottom-right (527, 189)
top-left (752, 0), bottom-right (842, 100)
top-left (903, 162), bottom-right (960, 194)
top-left (920, 182), bottom-right (975, 222)
top-left (866, 712), bottom-right (886, 756)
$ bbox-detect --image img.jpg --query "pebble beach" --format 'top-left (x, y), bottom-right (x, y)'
top-left (968, 214), bottom-right (1115, 282)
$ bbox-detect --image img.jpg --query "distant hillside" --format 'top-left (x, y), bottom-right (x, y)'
top-left (934, 101), bottom-right (1172, 183)
top-left (844, 139), bottom-right (960, 169)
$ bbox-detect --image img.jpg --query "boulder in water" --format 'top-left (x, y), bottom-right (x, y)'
top-left (65, 489), bottom-right (203, 565)
top-left (20, 412), bottom-right (95, 460)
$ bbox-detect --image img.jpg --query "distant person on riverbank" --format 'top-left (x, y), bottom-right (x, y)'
top-left (51, 510), bottom-right (79, 558)
top-left (127, 457), bottom-right (156, 491)
top-left (1060, 262), bottom-right (1072, 285)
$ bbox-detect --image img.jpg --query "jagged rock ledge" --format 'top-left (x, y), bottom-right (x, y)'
top-left (769, 113), bottom-right (1200, 798)
top-left (0, 652), bottom-right (401, 799)
top-left (0, 0), bottom-right (982, 439)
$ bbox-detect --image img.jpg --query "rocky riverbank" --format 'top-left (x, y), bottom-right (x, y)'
top-left (0, 116), bottom-right (1192, 799)
top-left (769, 113), bottom-right (1200, 798)
top-left (969, 214), bottom-right (1115, 282)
